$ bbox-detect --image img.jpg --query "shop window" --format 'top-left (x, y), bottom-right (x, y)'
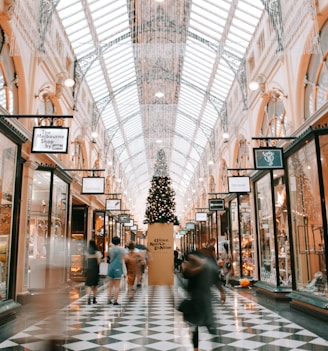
top-left (0, 135), bottom-right (17, 301)
top-left (287, 140), bottom-right (325, 294)
top-left (256, 174), bottom-right (275, 283)
top-left (26, 170), bottom-right (69, 290)
top-left (230, 198), bottom-right (239, 276)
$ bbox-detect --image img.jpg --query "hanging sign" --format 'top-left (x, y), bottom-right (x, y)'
top-left (118, 214), bottom-right (130, 223)
top-left (228, 176), bottom-right (250, 193)
top-left (124, 219), bottom-right (134, 227)
top-left (81, 177), bottom-right (105, 194)
top-left (186, 222), bottom-right (195, 230)
top-left (32, 126), bottom-right (69, 153)
top-left (209, 198), bottom-right (225, 211)
top-left (195, 212), bottom-right (207, 221)
top-left (253, 147), bottom-right (284, 169)
top-left (106, 198), bottom-right (121, 211)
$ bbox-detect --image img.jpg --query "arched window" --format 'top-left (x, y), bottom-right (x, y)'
top-left (0, 65), bottom-right (15, 114)
top-left (235, 138), bottom-right (249, 170)
top-left (304, 20), bottom-right (328, 119)
top-left (260, 91), bottom-right (287, 140)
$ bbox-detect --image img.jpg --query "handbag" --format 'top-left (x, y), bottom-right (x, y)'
top-left (178, 299), bottom-right (202, 324)
top-left (99, 262), bottom-right (109, 276)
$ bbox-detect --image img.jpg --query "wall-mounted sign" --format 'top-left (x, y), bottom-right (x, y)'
top-left (195, 212), bottom-right (207, 221)
top-left (118, 214), bottom-right (130, 223)
top-left (81, 177), bottom-right (105, 194)
top-left (186, 222), bottom-right (195, 230)
top-left (228, 176), bottom-right (250, 193)
top-left (209, 198), bottom-right (225, 211)
top-left (253, 147), bottom-right (284, 169)
top-left (106, 198), bottom-right (121, 211)
top-left (32, 126), bottom-right (69, 153)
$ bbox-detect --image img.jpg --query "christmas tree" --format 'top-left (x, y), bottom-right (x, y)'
top-left (145, 149), bottom-right (176, 224)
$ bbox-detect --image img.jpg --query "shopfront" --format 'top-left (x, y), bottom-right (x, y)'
top-left (285, 127), bottom-right (328, 316)
top-left (0, 118), bottom-right (26, 316)
top-left (229, 194), bottom-right (255, 281)
top-left (253, 169), bottom-right (292, 296)
top-left (24, 166), bottom-right (71, 291)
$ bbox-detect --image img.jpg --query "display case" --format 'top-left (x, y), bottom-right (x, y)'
top-left (70, 233), bottom-right (85, 279)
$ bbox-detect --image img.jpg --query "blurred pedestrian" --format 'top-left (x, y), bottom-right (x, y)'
top-left (222, 242), bottom-right (233, 287)
top-left (124, 241), bottom-right (145, 299)
top-left (180, 251), bottom-right (225, 351)
top-left (85, 239), bottom-right (102, 304)
top-left (107, 236), bottom-right (126, 305)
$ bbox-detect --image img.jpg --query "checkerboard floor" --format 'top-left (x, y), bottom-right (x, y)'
top-left (0, 277), bottom-right (327, 350)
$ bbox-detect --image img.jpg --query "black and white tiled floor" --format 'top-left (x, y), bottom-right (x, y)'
top-left (0, 277), bottom-right (327, 350)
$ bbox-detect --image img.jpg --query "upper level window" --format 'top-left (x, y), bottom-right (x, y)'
top-left (304, 20), bottom-right (328, 119)
top-left (0, 69), bottom-right (14, 114)
top-left (261, 91), bottom-right (286, 140)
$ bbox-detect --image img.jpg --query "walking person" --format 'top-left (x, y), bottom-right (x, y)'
top-left (85, 239), bottom-right (102, 305)
top-left (180, 251), bottom-right (226, 351)
top-left (107, 236), bottom-right (126, 305)
top-left (124, 241), bottom-right (144, 299)
top-left (222, 242), bottom-right (233, 287)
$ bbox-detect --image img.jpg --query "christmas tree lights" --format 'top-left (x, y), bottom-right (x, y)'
top-left (145, 149), bottom-right (176, 224)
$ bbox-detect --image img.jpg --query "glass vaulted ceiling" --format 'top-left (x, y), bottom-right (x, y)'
top-left (56, 0), bottom-right (264, 226)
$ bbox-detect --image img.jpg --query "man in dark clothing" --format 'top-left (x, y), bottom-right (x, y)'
top-left (181, 251), bottom-right (226, 351)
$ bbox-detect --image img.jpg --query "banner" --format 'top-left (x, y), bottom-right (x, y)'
top-left (147, 223), bottom-right (174, 285)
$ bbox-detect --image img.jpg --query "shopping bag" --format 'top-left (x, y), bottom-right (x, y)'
top-left (99, 262), bottom-right (109, 276)
top-left (178, 299), bottom-right (202, 324)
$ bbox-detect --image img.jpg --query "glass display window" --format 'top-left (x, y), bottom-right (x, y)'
top-left (230, 198), bottom-right (240, 277)
top-left (256, 173), bottom-right (275, 284)
top-left (0, 134), bottom-right (17, 301)
top-left (319, 135), bottom-right (328, 287)
top-left (26, 170), bottom-right (69, 290)
top-left (274, 170), bottom-right (291, 286)
top-left (239, 194), bottom-right (254, 278)
top-left (287, 140), bottom-right (326, 295)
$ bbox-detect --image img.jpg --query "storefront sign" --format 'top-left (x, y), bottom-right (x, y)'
top-left (32, 127), bottom-right (69, 153)
top-left (253, 147), bottom-right (284, 169)
top-left (118, 214), bottom-right (130, 223)
top-left (195, 212), bottom-right (207, 221)
top-left (186, 222), bottom-right (195, 230)
top-left (81, 177), bottom-right (105, 194)
top-left (228, 176), bottom-right (250, 193)
top-left (209, 198), bottom-right (225, 211)
top-left (106, 198), bottom-right (121, 211)
top-left (124, 219), bottom-right (134, 227)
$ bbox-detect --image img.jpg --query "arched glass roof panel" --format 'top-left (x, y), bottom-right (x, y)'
top-left (56, 0), bottom-right (265, 226)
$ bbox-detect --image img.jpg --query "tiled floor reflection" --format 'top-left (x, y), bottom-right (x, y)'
top-left (0, 278), bottom-right (327, 350)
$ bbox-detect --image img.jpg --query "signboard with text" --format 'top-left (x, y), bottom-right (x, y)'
top-left (209, 198), bottom-right (225, 211)
top-left (106, 198), bottom-right (121, 211)
top-left (32, 127), bottom-right (69, 153)
top-left (253, 147), bottom-right (284, 169)
top-left (228, 176), bottom-right (250, 193)
top-left (195, 212), bottom-right (207, 221)
top-left (81, 177), bottom-right (105, 194)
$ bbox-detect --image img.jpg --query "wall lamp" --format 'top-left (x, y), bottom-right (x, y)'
top-left (55, 72), bottom-right (75, 98)
top-left (249, 74), bottom-right (266, 93)
top-left (249, 74), bottom-right (287, 100)
top-left (222, 132), bottom-right (229, 143)
top-left (56, 72), bottom-right (75, 88)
